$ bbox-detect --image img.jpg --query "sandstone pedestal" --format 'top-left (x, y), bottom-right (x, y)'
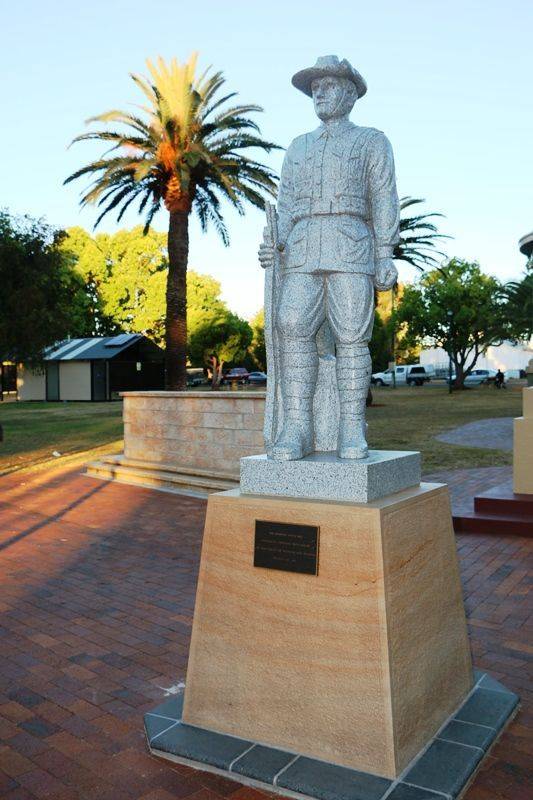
top-left (181, 482), bottom-right (473, 779)
top-left (514, 386), bottom-right (533, 494)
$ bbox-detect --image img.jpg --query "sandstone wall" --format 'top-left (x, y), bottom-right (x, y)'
top-left (122, 391), bottom-right (266, 477)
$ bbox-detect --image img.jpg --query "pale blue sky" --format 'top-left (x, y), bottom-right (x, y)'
top-left (1, 0), bottom-right (531, 317)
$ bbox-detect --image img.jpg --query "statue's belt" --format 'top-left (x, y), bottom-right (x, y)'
top-left (292, 196), bottom-right (368, 222)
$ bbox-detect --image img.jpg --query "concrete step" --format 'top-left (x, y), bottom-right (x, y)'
top-left (100, 454), bottom-right (238, 483)
top-left (86, 455), bottom-right (238, 497)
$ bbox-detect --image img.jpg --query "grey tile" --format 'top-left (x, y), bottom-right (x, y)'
top-left (386, 785), bottom-right (450, 800)
top-left (276, 756), bottom-right (391, 800)
top-left (147, 693), bottom-right (184, 721)
top-left (438, 719), bottom-right (495, 751)
top-left (455, 688), bottom-right (518, 731)
top-left (232, 744), bottom-right (294, 783)
top-left (150, 720), bottom-right (253, 770)
top-left (478, 674), bottom-right (516, 695)
top-left (144, 714), bottom-right (179, 743)
top-left (404, 739), bottom-right (482, 798)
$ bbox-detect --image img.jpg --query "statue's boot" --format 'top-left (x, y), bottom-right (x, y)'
top-left (271, 341), bottom-right (317, 461)
top-left (336, 344), bottom-right (371, 460)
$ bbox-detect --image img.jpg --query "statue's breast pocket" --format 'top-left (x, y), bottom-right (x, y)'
top-left (292, 158), bottom-right (313, 198)
top-left (338, 221), bottom-right (372, 264)
top-left (344, 154), bottom-right (363, 193)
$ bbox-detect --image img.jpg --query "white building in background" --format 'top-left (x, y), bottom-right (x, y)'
top-left (420, 339), bottom-right (533, 376)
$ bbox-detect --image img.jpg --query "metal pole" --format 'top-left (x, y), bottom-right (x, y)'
top-left (447, 310), bottom-right (453, 394)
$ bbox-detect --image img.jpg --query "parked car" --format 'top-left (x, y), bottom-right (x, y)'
top-left (223, 367), bottom-right (249, 385)
top-left (371, 364), bottom-right (432, 387)
top-left (186, 368), bottom-right (206, 387)
top-left (448, 369), bottom-right (497, 386)
top-left (248, 371), bottom-right (267, 385)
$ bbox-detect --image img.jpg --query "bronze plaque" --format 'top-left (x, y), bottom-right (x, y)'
top-left (254, 520), bottom-right (319, 575)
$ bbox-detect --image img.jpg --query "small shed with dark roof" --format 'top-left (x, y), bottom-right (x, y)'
top-left (17, 334), bottom-right (164, 401)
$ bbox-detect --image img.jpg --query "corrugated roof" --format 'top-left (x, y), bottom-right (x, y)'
top-left (46, 335), bottom-right (143, 361)
top-left (105, 333), bottom-right (140, 348)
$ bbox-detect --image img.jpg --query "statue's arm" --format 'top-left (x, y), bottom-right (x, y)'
top-left (367, 132), bottom-right (400, 261)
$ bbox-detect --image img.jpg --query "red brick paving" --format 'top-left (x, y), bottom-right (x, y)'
top-left (0, 466), bottom-right (531, 799)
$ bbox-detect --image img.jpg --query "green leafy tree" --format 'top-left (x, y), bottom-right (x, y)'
top-left (248, 308), bottom-right (266, 371)
top-left (60, 226), bottom-right (120, 336)
top-left (62, 226), bottom-right (168, 340)
top-left (187, 271), bottom-right (228, 339)
top-left (0, 211), bottom-right (94, 365)
top-left (62, 224), bottom-right (239, 352)
top-left (189, 312), bottom-right (252, 388)
top-left (369, 312), bottom-right (390, 373)
top-left (94, 227), bottom-right (167, 342)
top-left (65, 53), bottom-right (279, 390)
top-left (397, 258), bottom-right (512, 389)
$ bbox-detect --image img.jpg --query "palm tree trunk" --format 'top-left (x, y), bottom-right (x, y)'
top-left (165, 211), bottom-right (189, 390)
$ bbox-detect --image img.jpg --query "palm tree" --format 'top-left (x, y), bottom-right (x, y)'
top-left (394, 196), bottom-right (449, 270)
top-left (504, 271), bottom-right (533, 341)
top-left (65, 54), bottom-right (279, 389)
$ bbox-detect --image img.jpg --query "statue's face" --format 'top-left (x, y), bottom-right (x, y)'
top-left (311, 76), bottom-right (356, 121)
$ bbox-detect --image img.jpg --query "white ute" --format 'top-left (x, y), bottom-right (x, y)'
top-left (371, 364), bottom-right (433, 387)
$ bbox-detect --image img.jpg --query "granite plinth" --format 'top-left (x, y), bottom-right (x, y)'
top-left (240, 450), bottom-right (421, 502)
top-left (145, 671), bottom-right (518, 800)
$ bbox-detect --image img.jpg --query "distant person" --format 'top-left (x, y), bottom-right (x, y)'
top-left (495, 369), bottom-right (506, 389)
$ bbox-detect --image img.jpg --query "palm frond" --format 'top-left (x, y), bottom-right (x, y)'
top-left (65, 53), bottom-right (279, 235)
top-left (395, 197), bottom-right (450, 272)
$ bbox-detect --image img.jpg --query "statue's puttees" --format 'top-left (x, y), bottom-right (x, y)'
top-left (259, 55), bottom-right (400, 461)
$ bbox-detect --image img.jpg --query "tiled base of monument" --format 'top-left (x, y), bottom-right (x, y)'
top-left (144, 670), bottom-right (518, 800)
top-left (144, 479), bottom-right (518, 799)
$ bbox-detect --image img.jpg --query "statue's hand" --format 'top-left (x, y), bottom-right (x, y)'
top-left (258, 242), bottom-right (276, 269)
top-left (374, 258), bottom-right (398, 291)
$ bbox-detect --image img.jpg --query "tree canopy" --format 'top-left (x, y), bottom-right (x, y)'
top-left (188, 310), bottom-right (252, 387)
top-left (396, 258), bottom-right (512, 388)
top-left (63, 227), bottom-right (230, 347)
top-left (248, 308), bottom-right (266, 372)
top-left (61, 226), bottom-right (168, 342)
top-left (0, 211), bottom-right (93, 365)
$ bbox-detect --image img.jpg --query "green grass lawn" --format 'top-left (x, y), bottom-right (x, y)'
top-left (367, 384), bottom-right (522, 472)
top-left (0, 401), bottom-right (124, 474)
top-left (0, 384), bottom-right (523, 476)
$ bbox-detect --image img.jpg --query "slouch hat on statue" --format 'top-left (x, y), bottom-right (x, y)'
top-left (291, 55), bottom-right (367, 99)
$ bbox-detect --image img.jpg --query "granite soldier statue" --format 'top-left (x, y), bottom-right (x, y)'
top-left (259, 55), bottom-right (400, 461)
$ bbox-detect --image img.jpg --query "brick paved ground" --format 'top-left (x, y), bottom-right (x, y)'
top-left (425, 466), bottom-right (513, 516)
top-left (0, 466), bottom-right (531, 800)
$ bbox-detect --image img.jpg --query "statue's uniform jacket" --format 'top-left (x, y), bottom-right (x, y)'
top-left (277, 120), bottom-right (400, 275)
top-left (274, 121), bottom-right (400, 346)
